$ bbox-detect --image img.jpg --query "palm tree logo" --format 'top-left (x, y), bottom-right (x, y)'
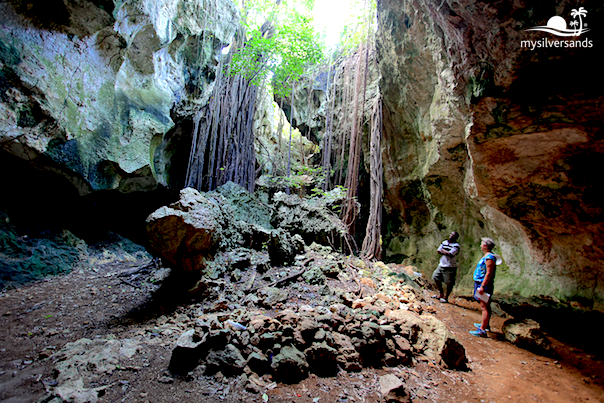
top-left (525, 7), bottom-right (590, 37)
top-left (570, 7), bottom-right (587, 36)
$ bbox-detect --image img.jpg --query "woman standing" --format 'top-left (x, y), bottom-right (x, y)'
top-left (469, 237), bottom-right (497, 337)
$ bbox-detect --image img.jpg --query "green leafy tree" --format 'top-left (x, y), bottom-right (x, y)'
top-left (230, 0), bottom-right (324, 97)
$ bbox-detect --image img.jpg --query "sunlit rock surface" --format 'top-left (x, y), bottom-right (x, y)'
top-left (0, 0), bottom-right (239, 193)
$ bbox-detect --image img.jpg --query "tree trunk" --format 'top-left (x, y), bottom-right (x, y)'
top-left (361, 94), bottom-right (383, 260)
top-left (286, 80), bottom-right (295, 195)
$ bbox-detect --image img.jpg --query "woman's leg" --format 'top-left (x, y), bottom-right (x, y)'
top-left (480, 300), bottom-right (490, 330)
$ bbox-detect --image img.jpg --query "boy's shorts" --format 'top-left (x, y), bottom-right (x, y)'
top-left (432, 265), bottom-right (456, 286)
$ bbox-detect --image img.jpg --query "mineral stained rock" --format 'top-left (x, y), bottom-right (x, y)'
top-left (0, 0), bottom-right (239, 193)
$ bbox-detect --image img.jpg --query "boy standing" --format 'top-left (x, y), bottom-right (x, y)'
top-left (432, 231), bottom-right (460, 303)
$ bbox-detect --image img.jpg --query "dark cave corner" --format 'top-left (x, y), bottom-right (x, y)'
top-left (0, 151), bottom-right (179, 289)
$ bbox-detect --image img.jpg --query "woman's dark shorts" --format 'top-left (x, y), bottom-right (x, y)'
top-left (473, 281), bottom-right (494, 301)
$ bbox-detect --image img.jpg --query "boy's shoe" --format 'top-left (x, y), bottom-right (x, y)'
top-left (474, 323), bottom-right (491, 332)
top-left (439, 298), bottom-right (448, 303)
top-left (469, 328), bottom-right (487, 337)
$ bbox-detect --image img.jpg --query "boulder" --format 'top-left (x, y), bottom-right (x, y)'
top-left (379, 374), bottom-right (410, 403)
top-left (385, 309), bottom-right (467, 369)
top-left (146, 188), bottom-right (235, 272)
top-left (205, 344), bottom-right (247, 375)
top-left (331, 332), bottom-right (362, 371)
top-left (258, 287), bottom-right (288, 307)
top-left (246, 351), bottom-right (270, 375)
top-left (168, 329), bottom-right (206, 374)
top-left (502, 318), bottom-right (552, 355)
top-left (270, 346), bottom-right (309, 383)
top-left (267, 230), bottom-right (305, 266)
top-left (271, 191), bottom-right (348, 245)
top-left (302, 266), bottom-right (326, 285)
top-left (215, 181), bottom-right (273, 229)
top-left (304, 342), bottom-right (338, 377)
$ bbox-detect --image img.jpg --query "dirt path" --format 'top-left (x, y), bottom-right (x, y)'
top-left (0, 259), bottom-right (603, 403)
top-left (429, 297), bottom-right (604, 403)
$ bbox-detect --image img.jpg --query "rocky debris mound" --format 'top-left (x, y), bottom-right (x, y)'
top-left (146, 183), bottom-right (349, 275)
top-left (502, 318), bottom-right (552, 355)
top-left (166, 287), bottom-right (467, 385)
top-left (144, 183), bottom-right (468, 391)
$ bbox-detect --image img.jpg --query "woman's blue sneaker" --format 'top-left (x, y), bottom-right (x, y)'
top-left (469, 328), bottom-right (487, 337)
top-left (474, 323), bottom-right (491, 332)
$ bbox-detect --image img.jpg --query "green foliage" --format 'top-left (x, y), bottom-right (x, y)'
top-left (230, 0), bottom-right (324, 97)
top-left (279, 166), bottom-right (324, 189)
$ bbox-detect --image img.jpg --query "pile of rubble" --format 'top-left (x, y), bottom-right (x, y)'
top-left (142, 183), bottom-right (467, 386)
top-left (168, 280), bottom-right (467, 389)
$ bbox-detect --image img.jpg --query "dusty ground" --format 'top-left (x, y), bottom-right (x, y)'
top-left (0, 255), bottom-right (603, 403)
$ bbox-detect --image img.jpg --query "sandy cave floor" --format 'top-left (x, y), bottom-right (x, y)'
top-left (0, 255), bottom-right (603, 403)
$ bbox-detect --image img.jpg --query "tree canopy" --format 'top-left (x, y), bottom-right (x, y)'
top-left (230, 0), bottom-right (324, 97)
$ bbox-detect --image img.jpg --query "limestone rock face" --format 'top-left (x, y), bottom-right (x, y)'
top-left (375, 0), bottom-right (604, 309)
top-left (0, 0), bottom-right (239, 194)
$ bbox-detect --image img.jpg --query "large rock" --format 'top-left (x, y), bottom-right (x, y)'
top-left (379, 374), bottom-right (410, 403)
top-left (169, 329), bottom-right (206, 374)
top-left (331, 332), bottom-right (362, 371)
top-left (271, 190), bottom-right (348, 245)
top-left (270, 345), bottom-right (309, 383)
top-left (205, 344), bottom-right (247, 375)
top-left (267, 229), bottom-right (305, 266)
top-left (502, 318), bottom-right (552, 355)
top-left (304, 342), bottom-right (338, 377)
top-left (385, 309), bottom-right (467, 369)
top-left (146, 187), bottom-right (231, 272)
top-left (258, 287), bottom-right (289, 307)
top-left (215, 181), bottom-right (273, 229)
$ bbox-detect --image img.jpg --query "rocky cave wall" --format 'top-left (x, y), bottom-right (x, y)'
top-left (375, 0), bottom-right (604, 310)
top-left (0, 0), bottom-right (239, 195)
